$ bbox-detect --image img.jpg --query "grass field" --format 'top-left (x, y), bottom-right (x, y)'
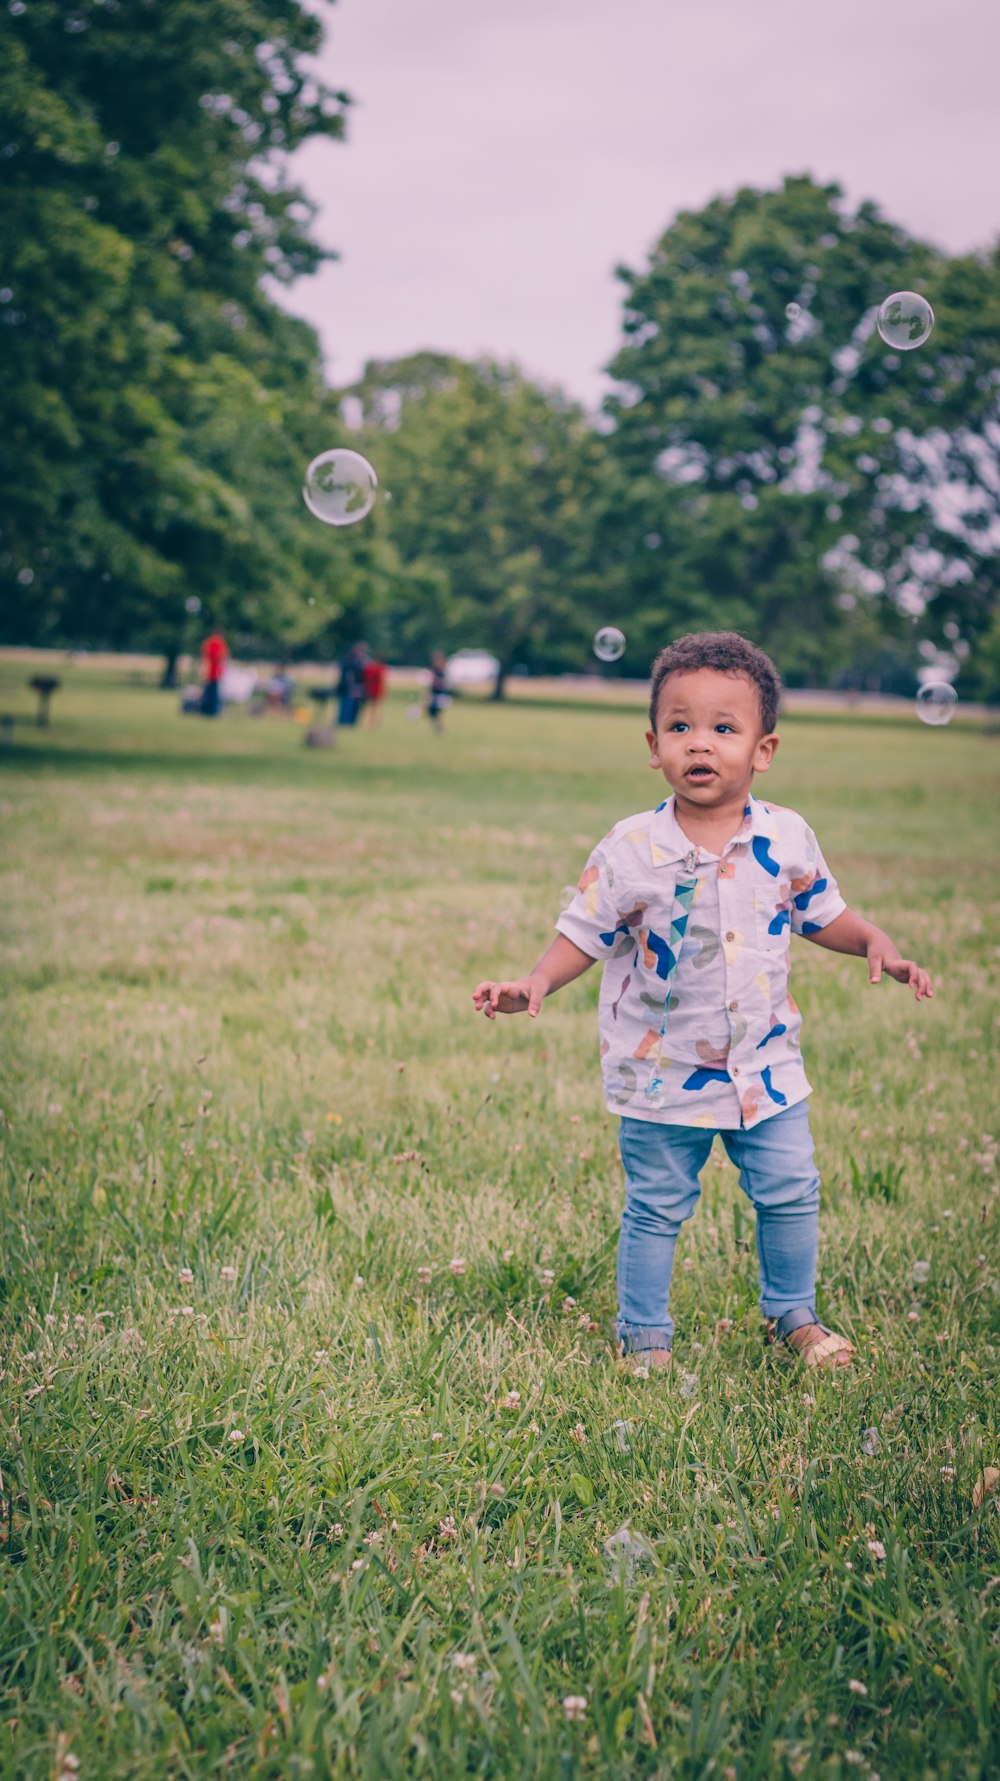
top-left (1, 656), bottom-right (998, 1781)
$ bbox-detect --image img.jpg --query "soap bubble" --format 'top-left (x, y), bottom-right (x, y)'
top-left (912, 1260), bottom-right (931, 1285)
top-left (185, 595), bottom-right (202, 615)
top-left (860, 1427), bottom-right (881, 1457)
top-left (916, 682), bottom-right (957, 726)
top-left (593, 626), bottom-right (626, 663)
top-left (876, 291), bottom-right (934, 351)
top-left (785, 302), bottom-right (800, 320)
top-left (303, 448), bottom-right (378, 526)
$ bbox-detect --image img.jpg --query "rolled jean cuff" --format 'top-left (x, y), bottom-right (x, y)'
top-left (767, 1304), bottom-right (818, 1337)
top-left (616, 1321), bottom-right (672, 1354)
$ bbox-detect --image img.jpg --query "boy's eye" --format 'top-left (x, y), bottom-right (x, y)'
top-left (668, 721), bottom-right (688, 733)
top-left (715, 723), bottom-right (734, 734)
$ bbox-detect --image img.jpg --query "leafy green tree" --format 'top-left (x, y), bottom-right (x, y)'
top-left (345, 355), bottom-right (617, 695)
top-left (606, 177), bottom-right (1000, 688)
top-left (0, 0), bottom-right (358, 671)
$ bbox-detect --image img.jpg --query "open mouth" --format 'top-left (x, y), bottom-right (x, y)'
top-left (685, 766), bottom-right (716, 781)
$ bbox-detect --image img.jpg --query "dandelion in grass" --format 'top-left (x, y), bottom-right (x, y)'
top-left (562, 1695), bottom-right (588, 1721)
top-left (178, 1266), bottom-right (194, 1284)
top-left (847, 1679), bottom-right (868, 1696)
top-left (449, 1257), bottom-right (466, 1276)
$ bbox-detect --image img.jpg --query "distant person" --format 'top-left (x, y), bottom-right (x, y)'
top-left (362, 654), bottom-right (389, 725)
top-left (426, 650), bottom-right (452, 732)
top-left (266, 663), bottom-right (296, 712)
top-left (337, 641), bottom-right (368, 727)
top-left (200, 630), bottom-right (228, 717)
top-left (473, 630), bottom-right (933, 1375)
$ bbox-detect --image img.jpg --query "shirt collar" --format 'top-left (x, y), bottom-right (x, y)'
top-left (648, 792), bottom-right (774, 868)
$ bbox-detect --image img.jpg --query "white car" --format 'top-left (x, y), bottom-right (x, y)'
top-left (446, 648), bottom-right (500, 687)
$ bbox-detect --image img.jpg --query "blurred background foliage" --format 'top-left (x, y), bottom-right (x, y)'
top-left (1, 1), bottom-right (998, 697)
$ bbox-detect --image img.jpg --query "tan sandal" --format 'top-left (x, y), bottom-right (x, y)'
top-left (766, 1314), bottom-right (854, 1371)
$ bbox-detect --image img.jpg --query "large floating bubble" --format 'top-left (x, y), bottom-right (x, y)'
top-left (303, 448), bottom-right (378, 526)
top-left (593, 626), bottom-right (626, 663)
top-left (876, 291), bottom-right (934, 352)
top-left (915, 681), bottom-right (957, 726)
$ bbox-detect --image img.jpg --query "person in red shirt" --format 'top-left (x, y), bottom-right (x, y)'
top-left (362, 655), bottom-right (388, 725)
top-left (200, 631), bottom-right (228, 716)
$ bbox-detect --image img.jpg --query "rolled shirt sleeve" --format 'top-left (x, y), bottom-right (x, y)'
top-left (555, 835), bottom-right (635, 961)
top-left (790, 828), bottom-right (847, 936)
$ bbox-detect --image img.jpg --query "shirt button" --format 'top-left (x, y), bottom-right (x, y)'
top-left (725, 930), bottom-right (736, 942)
top-left (732, 1066), bottom-right (740, 1076)
top-left (729, 1000), bottom-right (739, 1012)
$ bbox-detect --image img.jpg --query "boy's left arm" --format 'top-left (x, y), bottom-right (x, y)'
top-left (801, 908), bottom-right (934, 1001)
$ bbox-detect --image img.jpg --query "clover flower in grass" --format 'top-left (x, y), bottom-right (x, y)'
top-left (847, 1679), bottom-right (868, 1696)
top-left (450, 1652), bottom-right (476, 1676)
top-left (417, 1267), bottom-right (432, 1286)
top-left (562, 1295), bottom-right (576, 1309)
top-left (502, 1248), bottom-right (514, 1262)
top-left (541, 1269), bottom-right (555, 1284)
top-left (449, 1258), bottom-right (466, 1276)
top-left (178, 1267), bottom-right (194, 1285)
top-left (939, 1465), bottom-right (957, 1480)
top-left (227, 1428), bottom-right (245, 1444)
top-left (331, 1523), bottom-right (344, 1539)
top-left (354, 1274), bottom-right (364, 1288)
top-left (562, 1695), bottom-right (588, 1721)
top-left (501, 1389), bottom-right (521, 1411)
top-left (569, 1422), bottom-right (587, 1445)
top-left (632, 1364), bottom-right (649, 1380)
top-left (363, 1529), bottom-right (382, 1546)
top-left (437, 1515), bottom-right (458, 1541)
top-left (866, 1538), bottom-right (886, 1561)
top-left (221, 1265), bottom-right (237, 1282)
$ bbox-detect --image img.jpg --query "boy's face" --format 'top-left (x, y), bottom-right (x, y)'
top-left (645, 668), bottom-right (778, 806)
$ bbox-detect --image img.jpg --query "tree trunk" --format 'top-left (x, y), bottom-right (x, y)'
top-left (491, 661), bottom-right (507, 701)
top-left (160, 646), bottom-right (180, 689)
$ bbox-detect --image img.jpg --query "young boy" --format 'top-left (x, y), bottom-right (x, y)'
top-left (472, 632), bottom-right (933, 1372)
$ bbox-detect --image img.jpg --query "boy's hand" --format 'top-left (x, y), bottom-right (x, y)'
top-left (472, 975), bottom-right (547, 1019)
top-left (867, 945), bottom-right (934, 1001)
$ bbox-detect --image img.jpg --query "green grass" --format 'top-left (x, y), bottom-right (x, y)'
top-left (1, 654), bottom-right (998, 1780)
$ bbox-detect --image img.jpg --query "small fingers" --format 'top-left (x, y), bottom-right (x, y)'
top-left (868, 952), bottom-right (883, 984)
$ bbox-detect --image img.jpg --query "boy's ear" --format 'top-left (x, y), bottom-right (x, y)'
top-left (754, 732), bottom-right (779, 772)
top-left (645, 726), bottom-right (660, 767)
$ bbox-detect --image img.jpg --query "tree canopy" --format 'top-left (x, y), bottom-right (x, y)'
top-left (1, 6), bottom-right (997, 710)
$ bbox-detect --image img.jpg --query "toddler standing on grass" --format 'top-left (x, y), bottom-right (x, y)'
top-left (473, 632), bottom-right (933, 1372)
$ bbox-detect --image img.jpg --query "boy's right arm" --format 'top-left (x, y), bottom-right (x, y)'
top-left (472, 934), bottom-right (596, 1020)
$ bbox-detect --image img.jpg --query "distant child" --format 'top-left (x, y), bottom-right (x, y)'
top-left (426, 651), bottom-right (452, 732)
top-left (362, 654), bottom-right (389, 725)
top-left (473, 632), bottom-right (933, 1372)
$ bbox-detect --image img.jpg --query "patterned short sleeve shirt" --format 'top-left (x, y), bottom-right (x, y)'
top-left (556, 793), bottom-right (846, 1130)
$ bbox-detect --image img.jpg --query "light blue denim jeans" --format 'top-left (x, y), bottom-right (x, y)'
top-left (616, 1099), bottom-right (820, 1354)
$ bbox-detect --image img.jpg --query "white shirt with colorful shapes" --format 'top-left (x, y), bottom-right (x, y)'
top-left (555, 793), bottom-right (846, 1130)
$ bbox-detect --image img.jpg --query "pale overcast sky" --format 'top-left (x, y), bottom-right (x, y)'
top-left (281, 0), bottom-right (1000, 406)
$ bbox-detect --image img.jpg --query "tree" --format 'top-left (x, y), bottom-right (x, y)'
top-left (0, 0), bottom-right (358, 667)
top-left (605, 177), bottom-right (1000, 689)
top-left (343, 355), bottom-right (617, 696)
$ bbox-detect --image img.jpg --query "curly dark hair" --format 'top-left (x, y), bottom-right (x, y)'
top-left (648, 631), bottom-right (782, 734)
